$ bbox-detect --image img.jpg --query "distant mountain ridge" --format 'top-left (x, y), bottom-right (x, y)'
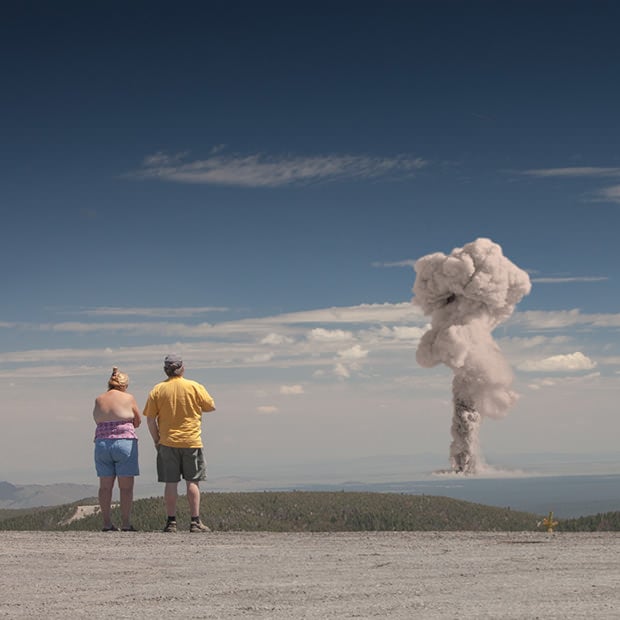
top-left (4, 470), bottom-right (620, 517)
top-left (0, 481), bottom-right (98, 509)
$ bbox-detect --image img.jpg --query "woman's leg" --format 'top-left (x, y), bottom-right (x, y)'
top-left (98, 476), bottom-right (116, 529)
top-left (117, 476), bottom-right (134, 529)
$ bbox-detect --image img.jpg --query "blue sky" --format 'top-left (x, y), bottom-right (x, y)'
top-left (1, 1), bottom-right (619, 486)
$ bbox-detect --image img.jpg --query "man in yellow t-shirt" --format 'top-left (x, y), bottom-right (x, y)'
top-left (143, 353), bottom-right (216, 533)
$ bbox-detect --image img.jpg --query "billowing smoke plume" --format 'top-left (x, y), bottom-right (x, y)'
top-left (412, 238), bottom-right (531, 474)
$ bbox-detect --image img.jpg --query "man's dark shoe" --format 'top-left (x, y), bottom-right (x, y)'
top-left (163, 520), bottom-right (177, 533)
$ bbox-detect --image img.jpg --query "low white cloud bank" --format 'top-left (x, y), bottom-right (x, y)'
top-left (257, 405), bottom-right (279, 414)
top-left (527, 372), bottom-right (601, 390)
top-left (326, 344), bottom-right (370, 379)
top-left (377, 325), bottom-right (426, 341)
top-left (261, 333), bottom-right (294, 345)
top-left (518, 351), bottom-right (597, 372)
top-left (0, 302), bottom-right (426, 378)
top-left (243, 353), bottom-right (274, 364)
top-left (333, 363), bottom-right (352, 379)
top-left (2, 301), bottom-right (616, 384)
top-left (337, 345), bottom-right (369, 361)
top-left (501, 335), bottom-right (569, 351)
top-left (280, 384), bottom-right (304, 395)
top-left (308, 328), bottom-right (354, 342)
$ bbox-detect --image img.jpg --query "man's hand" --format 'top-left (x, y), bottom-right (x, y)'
top-left (146, 416), bottom-right (160, 446)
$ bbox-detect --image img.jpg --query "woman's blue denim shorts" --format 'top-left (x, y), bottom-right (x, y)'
top-left (94, 439), bottom-right (139, 477)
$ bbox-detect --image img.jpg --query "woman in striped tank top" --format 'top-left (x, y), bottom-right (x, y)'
top-left (93, 367), bottom-right (141, 531)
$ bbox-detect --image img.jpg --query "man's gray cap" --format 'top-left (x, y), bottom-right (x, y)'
top-left (164, 354), bottom-right (184, 373)
top-left (164, 353), bottom-right (183, 366)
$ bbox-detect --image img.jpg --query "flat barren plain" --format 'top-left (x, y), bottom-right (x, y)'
top-left (1, 531), bottom-right (619, 618)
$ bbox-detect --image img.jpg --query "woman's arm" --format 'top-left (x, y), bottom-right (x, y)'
top-left (130, 395), bottom-right (141, 428)
top-left (92, 396), bottom-right (103, 424)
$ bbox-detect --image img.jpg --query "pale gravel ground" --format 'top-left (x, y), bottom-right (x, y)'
top-left (1, 531), bottom-right (619, 619)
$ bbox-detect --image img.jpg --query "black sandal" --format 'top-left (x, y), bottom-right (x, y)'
top-left (121, 525), bottom-right (138, 531)
top-left (102, 525), bottom-right (120, 532)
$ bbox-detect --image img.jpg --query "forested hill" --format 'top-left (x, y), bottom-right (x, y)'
top-left (1, 491), bottom-right (542, 532)
top-left (2, 491), bottom-right (619, 532)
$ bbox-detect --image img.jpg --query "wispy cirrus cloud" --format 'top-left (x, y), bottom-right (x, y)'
top-left (45, 321), bottom-right (213, 336)
top-left (530, 276), bottom-right (608, 284)
top-left (517, 167), bottom-right (620, 178)
top-left (513, 309), bottom-right (620, 329)
top-left (128, 150), bottom-right (428, 187)
top-left (73, 306), bottom-right (228, 318)
top-left (0, 302), bottom-right (423, 341)
top-left (595, 184), bottom-right (620, 202)
top-left (378, 263), bottom-right (609, 282)
top-left (513, 166), bottom-right (620, 203)
top-left (372, 259), bottom-right (416, 268)
top-left (273, 302), bottom-right (423, 324)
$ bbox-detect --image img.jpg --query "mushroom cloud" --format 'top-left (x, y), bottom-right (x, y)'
top-left (412, 238), bottom-right (531, 473)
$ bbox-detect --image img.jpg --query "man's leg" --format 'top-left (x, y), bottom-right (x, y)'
top-left (117, 476), bottom-right (134, 530)
top-left (157, 446), bottom-right (180, 531)
top-left (98, 476), bottom-right (116, 529)
top-left (186, 480), bottom-right (201, 517)
top-left (187, 481), bottom-right (210, 532)
top-left (164, 482), bottom-right (178, 517)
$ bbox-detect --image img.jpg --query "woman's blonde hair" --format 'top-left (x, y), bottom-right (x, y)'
top-left (108, 366), bottom-right (129, 390)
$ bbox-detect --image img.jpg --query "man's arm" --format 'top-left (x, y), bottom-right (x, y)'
top-left (146, 417), bottom-right (160, 445)
top-left (200, 386), bottom-right (216, 413)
